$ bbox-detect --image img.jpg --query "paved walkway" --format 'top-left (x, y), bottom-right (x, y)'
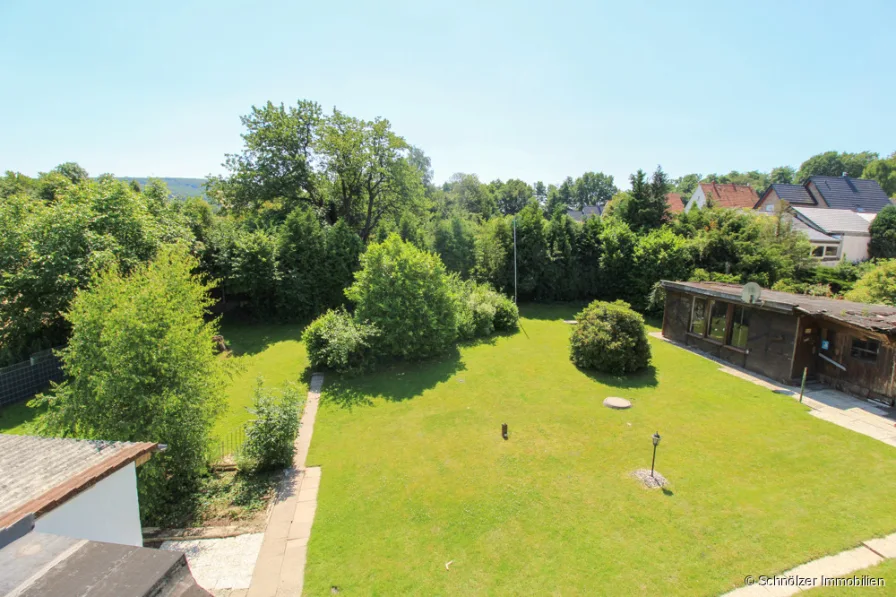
top-left (649, 332), bottom-right (896, 448)
top-left (161, 533), bottom-right (264, 593)
top-left (247, 373), bottom-right (324, 597)
top-left (721, 531), bottom-right (896, 596)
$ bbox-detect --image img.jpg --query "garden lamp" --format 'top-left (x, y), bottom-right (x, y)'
top-left (651, 432), bottom-right (661, 478)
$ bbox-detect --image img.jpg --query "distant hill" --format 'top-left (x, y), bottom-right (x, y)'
top-left (117, 177), bottom-right (207, 199)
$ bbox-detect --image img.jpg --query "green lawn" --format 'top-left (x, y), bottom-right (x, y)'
top-left (213, 321), bottom-right (309, 445)
top-left (0, 321), bottom-right (309, 454)
top-left (304, 304), bottom-right (896, 596)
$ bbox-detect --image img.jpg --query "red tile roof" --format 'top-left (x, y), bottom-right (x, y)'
top-left (665, 192), bottom-right (685, 213)
top-left (700, 182), bottom-right (760, 209)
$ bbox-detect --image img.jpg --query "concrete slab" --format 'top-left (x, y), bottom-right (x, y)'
top-left (161, 534), bottom-right (264, 592)
top-left (864, 532), bottom-right (896, 558)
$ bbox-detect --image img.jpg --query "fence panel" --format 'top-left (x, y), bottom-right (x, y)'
top-left (0, 348), bottom-right (64, 407)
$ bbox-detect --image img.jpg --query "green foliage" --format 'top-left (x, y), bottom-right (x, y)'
top-left (632, 228), bottom-right (694, 312)
top-left (239, 379), bottom-right (303, 472)
top-left (616, 167), bottom-right (668, 231)
top-left (231, 228), bottom-right (281, 315)
top-left (473, 217), bottom-right (513, 293)
top-left (869, 205), bottom-right (896, 259)
top-left (571, 172), bottom-right (617, 209)
top-left (862, 154), bottom-right (896, 197)
top-left (844, 260), bottom-right (896, 306)
top-left (492, 178), bottom-right (533, 216)
top-left (768, 166), bottom-right (796, 185)
top-left (0, 174), bottom-right (192, 366)
top-left (513, 202), bottom-right (548, 300)
top-left (302, 308), bottom-right (380, 373)
top-left (569, 300), bottom-right (651, 375)
top-left (34, 246), bottom-right (227, 524)
top-left (346, 234), bottom-right (457, 359)
top-left (797, 150), bottom-right (878, 181)
top-left (451, 278), bottom-right (519, 340)
top-left (277, 207), bottom-right (328, 319)
top-left (432, 216), bottom-right (478, 277)
top-left (540, 211), bottom-right (579, 300)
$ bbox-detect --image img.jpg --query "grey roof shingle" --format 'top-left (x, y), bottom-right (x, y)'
top-left (0, 435), bottom-right (157, 523)
top-left (769, 183), bottom-right (816, 205)
top-left (792, 207), bottom-right (873, 234)
top-left (790, 217), bottom-right (839, 242)
top-left (809, 176), bottom-right (892, 212)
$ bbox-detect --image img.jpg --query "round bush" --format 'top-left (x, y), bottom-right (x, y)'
top-left (302, 308), bottom-right (379, 373)
top-left (569, 300), bottom-right (651, 374)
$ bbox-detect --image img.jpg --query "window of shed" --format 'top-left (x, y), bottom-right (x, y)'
top-left (690, 298), bottom-right (707, 335)
top-left (850, 338), bottom-right (879, 362)
top-left (708, 301), bottom-right (728, 341)
top-left (729, 306), bottom-right (751, 348)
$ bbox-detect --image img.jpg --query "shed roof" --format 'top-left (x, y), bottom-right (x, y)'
top-left (0, 435), bottom-right (157, 528)
top-left (792, 207), bottom-right (872, 234)
top-left (765, 183), bottom-right (816, 206)
top-left (809, 176), bottom-right (892, 212)
top-left (699, 182), bottom-right (760, 209)
top-left (661, 281), bottom-right (896, 336)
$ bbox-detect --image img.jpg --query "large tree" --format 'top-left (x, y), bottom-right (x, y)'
top-left (797, 151), bottom-right (878, 181)
top-left (492, 178), bottom-right (533, 215)
top-left (869, 205), bottom-right (896, 259)
top-left (862, 153), bottom-right (896, 196)
top-left (36, 246), bottom-right (227, 523)
top-left (616, 167), bottom-right (668, 231)
top-left (572, 172), bottom-right (617, 209)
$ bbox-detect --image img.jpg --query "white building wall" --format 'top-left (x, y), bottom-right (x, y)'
top-left (35, 462), bottom-right (143, 547)
top-left (684, 186), bottom-right (705, 212)
top-left (839, 233), bottom-right (871, 262)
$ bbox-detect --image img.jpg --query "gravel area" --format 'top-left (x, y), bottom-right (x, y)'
top-left (631, 468), bottom-right (668, 489)
top-left (161, 533), bottom-right (263, 591)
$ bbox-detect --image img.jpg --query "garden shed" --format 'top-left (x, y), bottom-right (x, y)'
top-left (660, 281), bottom-right (896, 405)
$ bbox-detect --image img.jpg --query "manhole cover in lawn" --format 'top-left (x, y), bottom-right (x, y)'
top-left (603, 397), bottom-right (632, 409)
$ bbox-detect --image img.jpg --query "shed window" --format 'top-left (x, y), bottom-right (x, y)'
top-left (729, 306), bottom-right (751, 348)
top-left (690, 298), bottom-right (707, 335)
top-left (850, 338), bottom-right (880, 362)
top-left (708, 301), bottom-right (728, 342)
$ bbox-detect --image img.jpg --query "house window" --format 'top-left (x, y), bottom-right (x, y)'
top-left (850, 338), bottom-right (880, 362)
top-left (690, 298), bottom-right (707, 335)
top-left (729, 306), bottom-right (751, 348)
top-left (708, 301), bottom-right (728, 342)
top-left (811, 246), bottom-right (824, 257)
top-left (824, 246), bottom-right (838, 257)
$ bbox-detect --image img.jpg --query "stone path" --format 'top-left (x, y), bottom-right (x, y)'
top-left (160, 533), bottom-right (264, 593)
top-left (247, 373), bottom-right (324, 597)
top-left (649, 332), bottom-right (896, 448)
top-left (720, 531), bottom-right (896, 596)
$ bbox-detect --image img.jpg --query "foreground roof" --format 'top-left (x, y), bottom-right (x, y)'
top-left (792, 207), bottom-right (873, 234)
top-left (661, 281), bottom-right (896, 336)
top-left (809, 175), bottom-right (892, 212)
top-left (699, 182), bottom-right (760, 209)
top-left (0, 435), bottom-right (157, 528)
top-left (766, 183), bottom-right (815, 206)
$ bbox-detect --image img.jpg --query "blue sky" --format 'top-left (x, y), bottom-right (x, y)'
top-left (1, 0), bottom-right (894, 188)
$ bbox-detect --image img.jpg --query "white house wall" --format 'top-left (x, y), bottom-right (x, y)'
top-left (840, 233), bottom-right (871, 262)
top-left (34, 462), bottom-right (143, 547)
top-left (685, 186), bottom-right (705, 212)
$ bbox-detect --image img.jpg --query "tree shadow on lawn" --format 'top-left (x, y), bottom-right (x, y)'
top-left (519, 302), bottom-right (587, 321)
top-left (577, 364), bottom-right (659, 390)
top-left (219, 318), bottom-right (309, 357)
top-left (319, 347), bottom-right (467, 411)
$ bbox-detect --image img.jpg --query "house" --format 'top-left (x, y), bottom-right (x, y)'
top-left (566, 204), bottom-right (603, 222)
top-left (665, 192), bottom-right (686, 214)
top-left (788, 216), bottom-right (841, 263)
top-left (684, 182), bottom-right (760, 212)
top-left (660, 281), bottom-right (896, 404)
top-left (756, 174), bottom-right (892, 213)
top-left (0, 434), bottom-right (160, 547)
top-left (791, 206), bottom-right (875, 264)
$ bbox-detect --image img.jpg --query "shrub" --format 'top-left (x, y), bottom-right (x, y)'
top-left (239, 379), bottom-right (303, 472)
top-left (34, 246), bottom-right (227, 524)
top-left (452, 277), bottom-right (519, 340)
top-left (346, 234), bottom-right (457, 360)
top-left (491, 292), bottom-right (519, 331)
top-left (869, 205), bottom-right (896, 259)
top-left (844, 259), bottom-right (896, 306)
top-left (302, 308), bottom-right (379, 373)
top-left (569, 300), bottom-right (651, 375)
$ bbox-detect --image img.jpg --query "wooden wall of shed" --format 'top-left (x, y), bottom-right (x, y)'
top-left (662, 290), bottom-right (691, 343)
top-left (816, 321), bottom-right (895, 404)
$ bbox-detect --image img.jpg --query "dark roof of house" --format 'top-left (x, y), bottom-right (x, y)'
top-left (0, 435), bottom-right (158, 528)
top-left (808, 176), bottom-right (892, 212)
top-left (566, 204), bottom-right (603, 221)
top-left (0, 531), bottom-right (210, 597)
top-left (661, 280), bottom-right (896, 336)
top-left (699, 182), bottom-right (760, 209)
top-left (665, 192), bottom-right (685, 213)
top-left (765, 183), bottom-right (816, 206)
